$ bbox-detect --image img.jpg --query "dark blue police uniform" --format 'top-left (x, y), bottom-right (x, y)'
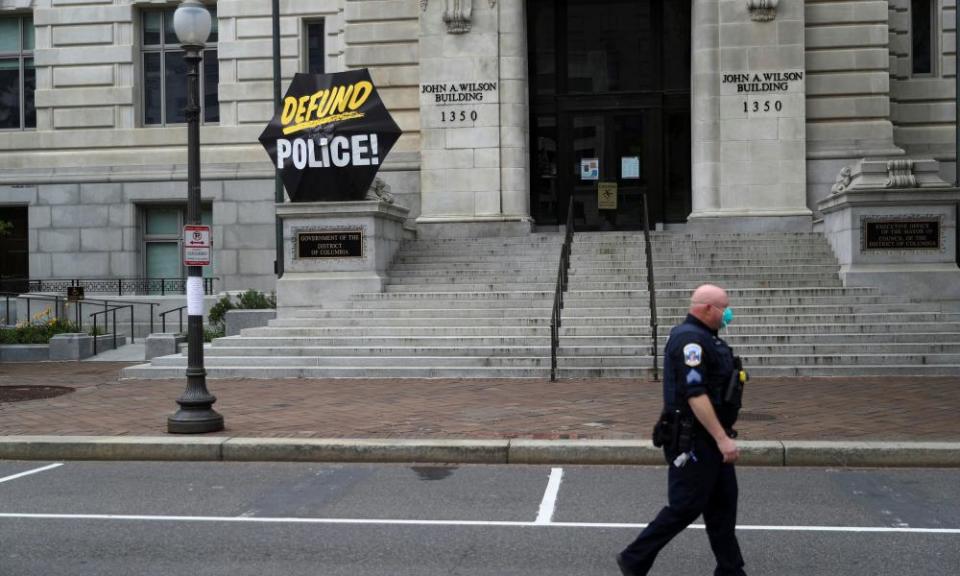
top-left (619, 314), bottom-right (746, 576)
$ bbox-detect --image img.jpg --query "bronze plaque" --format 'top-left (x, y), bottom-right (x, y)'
top-left (598, 181), bottom-right (618, 210)
top-left (67, 286), bottom-right (85, 302)
top-left (296, 230), bottom-right (363, 258)
top-left (862, 218), bottom-right (941, 251)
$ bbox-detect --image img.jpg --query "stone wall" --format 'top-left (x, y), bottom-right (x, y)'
top-left (0, 0), bottom-right (421, 293)
top-left (889, 0), bottom-right (958, 182)
top-left (804, 0), bottom-right (903, 214)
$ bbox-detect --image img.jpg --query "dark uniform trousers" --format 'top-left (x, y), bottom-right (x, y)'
top-left (620, 433), bottom-right (746, 576)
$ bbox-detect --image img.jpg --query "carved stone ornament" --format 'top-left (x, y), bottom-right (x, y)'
top-left (366, 177), bottom-right (396, 204)
top-left (746, 0), bottom-right (779, 22)
top-left (420, 0), bottom-right (429, 11)
top-left (830, 166), bottom-right (852, 195)
top-left (886, 159), bottom-right (918, 189)
top-left (443, 0), bottom-right (473, 34)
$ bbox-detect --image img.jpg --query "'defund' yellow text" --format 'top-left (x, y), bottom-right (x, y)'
top-left (281, 80), bottom-right (373, 135)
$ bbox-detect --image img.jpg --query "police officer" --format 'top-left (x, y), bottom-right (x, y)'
top-left (617, 284), bottom-right (747, 576)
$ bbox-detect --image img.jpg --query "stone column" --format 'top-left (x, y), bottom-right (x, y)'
top-left (691, 0), bottom-right (721, 215)
top-left (498, 0), bottom-right (531, 222)
top-left (689, 0), bottom-right (812, 232)
top-left (416, 0), bottom-right (532, 238)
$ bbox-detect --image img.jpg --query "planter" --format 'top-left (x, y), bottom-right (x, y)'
top-left (0, 334), bottom-right (117, 362)
top-left (0, 344), bottom-right (49, 362)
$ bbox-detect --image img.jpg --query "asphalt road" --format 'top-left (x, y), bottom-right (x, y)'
top-left (1, 461), bottom-right (958, 575)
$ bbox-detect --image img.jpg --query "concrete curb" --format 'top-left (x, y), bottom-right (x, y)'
top-left (1, 436), bottom-right (959, 467)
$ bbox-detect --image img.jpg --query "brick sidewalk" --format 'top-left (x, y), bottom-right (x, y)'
top-left (0, 362), bottom-right (957, 441)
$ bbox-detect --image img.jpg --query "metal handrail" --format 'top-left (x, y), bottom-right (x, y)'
top-left (89, 304), bottom-right (135, 355)
top-left (550, 195), bottom-right (575, 382)
top-left (160, 305), bottom-right (187, 333)
top-left (640, 191), bottom-right (660, 381)
top-left (1, 292), bottom-right (159, 336)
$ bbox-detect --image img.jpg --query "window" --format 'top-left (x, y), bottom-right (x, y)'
top-left (142, 205), bottom-right (213, 281)
top-left (911, 0), bottom-right (935, 75)
top-left (142, 6), bottom-right (219, 125)
top-left (0, 15), bottom-right (35, 130)
top-left (305, 20), bottom-right (325, 74)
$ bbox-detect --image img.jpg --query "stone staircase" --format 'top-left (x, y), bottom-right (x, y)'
top-left (123, 231), bottom-right (960, 379)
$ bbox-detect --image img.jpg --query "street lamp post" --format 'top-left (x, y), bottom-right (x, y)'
top-left (168, 0), bottom-right (223, 434)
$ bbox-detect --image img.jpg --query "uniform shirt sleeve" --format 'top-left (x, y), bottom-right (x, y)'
top-left (671, 333), bottom-right (709, 400)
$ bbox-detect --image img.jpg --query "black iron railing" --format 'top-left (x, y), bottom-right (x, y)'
top-left (160, 305), bottom-right (187, 333)
top-left (1, 292), bottom-right (159, 340)
top-left (640, 191), bottom-right (659, 381)
top-left (0, 277), bottom-right (217, 296)
top-left (550, 195), bottom-right (576, 382)
top-left (90, 305), bottom-right (134, 355)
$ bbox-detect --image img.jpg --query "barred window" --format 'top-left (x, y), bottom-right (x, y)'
top-left (0, 15), bottom-right (35, 130)
top-left (142, 6), bottom-right (219, 125)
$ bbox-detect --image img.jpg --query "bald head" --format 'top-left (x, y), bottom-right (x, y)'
top-left (689, 284), bottom-right (730, 330)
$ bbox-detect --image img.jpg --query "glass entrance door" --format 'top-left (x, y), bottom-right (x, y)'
top-left (564, 113), bottom-right (659, 231)
top-left (528, 0), bottom-right (691, 230)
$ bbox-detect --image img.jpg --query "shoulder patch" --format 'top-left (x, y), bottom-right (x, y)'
top-left (682, 343), bottom-right (703, 367)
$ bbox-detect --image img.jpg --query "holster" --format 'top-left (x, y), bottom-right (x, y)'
top-left (652, 408), bottom-right (694, 453)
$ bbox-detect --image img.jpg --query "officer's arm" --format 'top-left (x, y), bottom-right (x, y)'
top-left (688, 396), bottom-right (738, 463)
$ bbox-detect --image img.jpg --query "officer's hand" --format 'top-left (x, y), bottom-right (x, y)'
top-left (718, 436), bottom-right (739, 463)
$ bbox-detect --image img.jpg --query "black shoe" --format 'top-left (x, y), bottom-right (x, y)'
top-left (616, 553), bottom-right (640, 576)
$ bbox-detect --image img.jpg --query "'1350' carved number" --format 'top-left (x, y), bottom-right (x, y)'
top-left (743, 100), bottom-right (783, 113)
top-left (441, 110), bottom-right (479, 122)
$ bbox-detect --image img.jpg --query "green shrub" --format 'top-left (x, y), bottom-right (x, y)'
top-left (206, 290), bottom-right (276, 335)
top-left (236, 289), bottom-right (276, 310)
top-left (207, 295), bottom-right (235, 332)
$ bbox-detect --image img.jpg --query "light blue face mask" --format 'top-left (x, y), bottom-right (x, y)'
top-left (720, 307), bottom-right (734, 329)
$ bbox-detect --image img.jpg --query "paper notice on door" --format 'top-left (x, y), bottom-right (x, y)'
top-left (186, 276), bottom-right (205, 316)
top-left (580, 158), bottom-right (599, 181)
top-left (622, 156), bottom-right (640, 179)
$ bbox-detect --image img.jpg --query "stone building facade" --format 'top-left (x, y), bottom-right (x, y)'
top-left (0, 0), bottom-right (957, 293)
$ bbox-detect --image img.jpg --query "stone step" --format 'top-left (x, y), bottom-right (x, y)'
top-left (212, 336), bottom-right (555, 347)
top-left (201, 340), bottom-right (960, 358)
top-left (292, 301), bottom-right (950, 319)
top-left (383, 279), bottom-right (844, 292)
top-left (122, 361), bottom-right (960, 380)
top-left (392, 258), bottom-right (838, 271)
top-left (391, 264), bottom-right (841, 277)
top-left (121, 365), bottom-right (555, 379)
top-left (350, 287), bottom-right (879, 300)
top-left (150, 354), bottom-right (556, 368)
top-left (556, 342), bottom-right (960, 356)
top-left (557, 365), bottom-right (960, 378)
top-left (344, 295), bottom-right (891, 309)
top-left (387, 272), bottom-right (843, 284)
top-left (205, 345), bottom-right (552, 357)
top-left (152, 349), bottom-right (960, 369)
top-left (241, 326), bottom-right (553, 337)
top-left (560, 320), bottom-right (960, 336)
top-left (267, 312), bottom-right (960, 330)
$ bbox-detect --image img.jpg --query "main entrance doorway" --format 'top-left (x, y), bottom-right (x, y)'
top-left (528, 0), bottom-right (691, 230)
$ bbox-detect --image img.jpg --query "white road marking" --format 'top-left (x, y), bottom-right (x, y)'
top-left (535, 467), bottom-right (563, 524)
top-left (0, 513), bottom-right (958, 534)
top-left (0, 463), bottom-right (63, 485)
